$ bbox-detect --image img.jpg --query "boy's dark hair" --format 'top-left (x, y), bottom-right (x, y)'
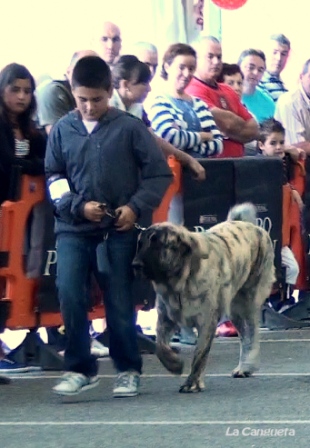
top-left (0, 63), bottom-right (37, 137)
top-left (258, 118), bottom-right (285, 146)
top-left (112, 55), bottom-right (152, 89)
top-left (238, 49), bottom-right (266, 66)
top-left (161, 43), bottom-right (196, 80)
top-left (72, 56), bottom-right (112, 91)
top-left (218, 63), bottom-right (244, 83)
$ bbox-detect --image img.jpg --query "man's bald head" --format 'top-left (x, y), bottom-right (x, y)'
top-left (131, 42), bottom-right (158, 79)
top-left (66, 50), bottom-right (99, 84)
top-left (99, 21), bottom-right (122, 66)
top-left (193, 36), bottom-right (223, 83)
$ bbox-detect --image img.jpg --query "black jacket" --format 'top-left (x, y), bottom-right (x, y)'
top-left (45, 108), bottom-right (173, 235)
top-left (0, 119), bottom-right (46, 204)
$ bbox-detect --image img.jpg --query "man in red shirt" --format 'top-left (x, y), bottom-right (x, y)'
top-left (186, 36), bottom-right (258, 158)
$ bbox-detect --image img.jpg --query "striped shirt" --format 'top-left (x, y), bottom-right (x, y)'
top-left (149, 95), bottom-right (223, 157)
top-left (274, 83), bottom-right (310, 145)
top-left (15, 138), bottom-right (30, 158)
top-left (259, 71), bottom-right (288, 103)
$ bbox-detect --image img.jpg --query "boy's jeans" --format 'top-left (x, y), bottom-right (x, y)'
top-left (56, 228), bottom-right (142, 377)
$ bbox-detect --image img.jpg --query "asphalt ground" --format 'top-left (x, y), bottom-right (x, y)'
top-left (1, 329), bottom-right (310, 448)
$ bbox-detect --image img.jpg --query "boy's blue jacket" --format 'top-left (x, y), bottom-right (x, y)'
top-left (45, 108), bottom-right (173, 235)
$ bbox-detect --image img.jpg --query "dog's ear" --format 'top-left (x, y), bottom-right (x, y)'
top-left (175, 234), bottom-right (191, 256)
top-left (191, 235), bottom-right (209, 260)
top-left (177, 231), bottom-right (206, 274)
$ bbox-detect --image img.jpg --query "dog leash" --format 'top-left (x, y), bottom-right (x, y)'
top-left (104, 207), bottom-right (146, 233)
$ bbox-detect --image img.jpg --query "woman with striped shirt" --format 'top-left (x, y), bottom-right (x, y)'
top-left (149, 43), bottom-right (223, 160)
top-left (149, 43), bottom-right (223, 227)
top-left (149, 44), bottom-right (223, 345)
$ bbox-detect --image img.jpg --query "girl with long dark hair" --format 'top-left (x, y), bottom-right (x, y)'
top-left (0, 63), bottom-right (46, 375)
top-left (0, 63), bottom-right (46, 204)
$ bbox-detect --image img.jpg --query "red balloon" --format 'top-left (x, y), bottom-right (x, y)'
top-left (211, 0), bottom-right (248, 10)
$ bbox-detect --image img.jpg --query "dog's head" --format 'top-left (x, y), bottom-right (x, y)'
top-left (133, 223), bottom-right (202, 284)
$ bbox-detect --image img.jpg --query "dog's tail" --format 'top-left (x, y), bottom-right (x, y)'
top-left (227, 202), bottom-right (257, 225)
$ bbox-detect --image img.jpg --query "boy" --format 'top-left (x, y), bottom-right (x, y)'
top-left (258, 118), bottom-right (302, 308)
top-left (45, 56), bottom-right (172, 397)
top-left (218, 63), bottom-right (244, 100)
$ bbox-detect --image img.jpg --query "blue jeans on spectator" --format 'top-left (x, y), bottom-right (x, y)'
top-left (56, 228), bottom-right (142, 377)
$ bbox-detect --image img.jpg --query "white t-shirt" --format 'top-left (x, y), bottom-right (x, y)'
top-left (82, 120), bottom-right (98, 134)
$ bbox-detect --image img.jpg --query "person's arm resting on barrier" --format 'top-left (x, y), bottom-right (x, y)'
top-left (142, 106), bottom-right (205, 181)
top-left (126, 121), bottom-right (173, 219)
top-left (148, 130), bottom-right (206, 181)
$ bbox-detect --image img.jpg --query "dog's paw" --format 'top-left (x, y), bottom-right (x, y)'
top-left (156, 345), bottom-right (184, 375)
top-left (231, 368), bottom-right (253, 378)
top-left (179, 378), bottom-right (205, 393)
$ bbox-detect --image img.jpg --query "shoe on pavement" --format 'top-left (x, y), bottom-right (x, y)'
top-left (58, 339), bottom-right (109, 358)
top-left (53, 372), bottom-right (100, 396)
top-left (90, 339), bottom-right (109, 358)
top-left (0, 358), bottom-right (41, 374)
top-left (113, 371), bottom-right (140, 398)
top-left (179, 327), bottom-right (197, 345)
top-left (0, 375), bottom-right (11, 384)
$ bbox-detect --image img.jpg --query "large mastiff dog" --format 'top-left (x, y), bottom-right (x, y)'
top-left (133, 203), bottom-right (275, 393)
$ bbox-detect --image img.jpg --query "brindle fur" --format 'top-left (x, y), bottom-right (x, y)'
top-left (133, 203), bottom-right (275, 393)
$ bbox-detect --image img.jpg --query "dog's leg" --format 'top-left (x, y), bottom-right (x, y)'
top-left (179, 311), bottom-right (218, 393)
top-left (230, 290), bottom-right (260, 378)
top-left (156, 298), bottom-right (184, 375)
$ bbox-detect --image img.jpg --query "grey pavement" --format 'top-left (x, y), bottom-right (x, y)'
top-left (1, 329), bottom-right (310, 448)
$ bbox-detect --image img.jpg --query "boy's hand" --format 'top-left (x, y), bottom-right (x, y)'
top-left (115, 205), bottom-right (137, 231)
top-left (187, 158), bottom-right (206, 182)
top-left (83, 201), bottom-right (106, 222)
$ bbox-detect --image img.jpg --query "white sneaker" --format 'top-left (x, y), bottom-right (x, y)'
top-left (113, 371), bottom-right (140, 398)
top-left (52, 372), bottom-right (99, 396)
top-left (90, 339), bottom-right (109, 358)
top-left (58, 340), bottom-right (109, 358)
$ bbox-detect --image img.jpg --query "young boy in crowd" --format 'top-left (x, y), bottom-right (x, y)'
top-left (258, 118), bottom-right (302, 310)
top-left (45, 56), bottom-right (172, 397)
top-left (218, 63), bottom-right (244, 99)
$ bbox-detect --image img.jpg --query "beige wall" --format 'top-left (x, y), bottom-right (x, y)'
top-left (0, 0), bottom-right (187, 80)
top-left (220, 0), bottom-right (309, 90)
top-left (1, 0), bottom-right (308, 90)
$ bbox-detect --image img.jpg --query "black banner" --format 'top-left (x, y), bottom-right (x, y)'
top-left (183, 157), bottom-right (283, 279)
top-left (37, 157), bottom-right (283, 312)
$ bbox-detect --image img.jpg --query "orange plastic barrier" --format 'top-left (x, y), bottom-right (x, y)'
top-left (0, 175), bottom-right (46, 329)
top-left (290, 161), bottom-right (308, 290)
top-left (0, 160), bottom-right (181, 330)
top-left (152, 156), bottom-right (181, 223)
